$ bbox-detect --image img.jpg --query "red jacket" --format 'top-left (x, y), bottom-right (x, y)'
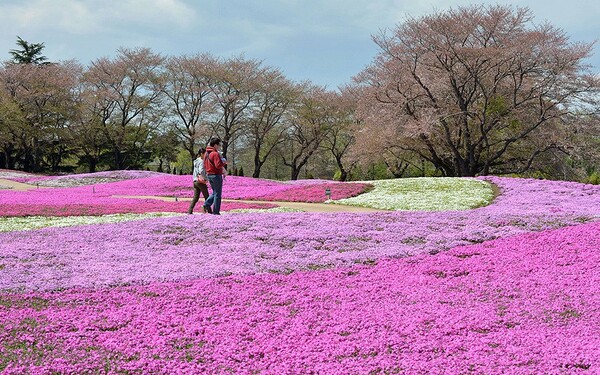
top-left (204, 146), bottom-right (225, 175)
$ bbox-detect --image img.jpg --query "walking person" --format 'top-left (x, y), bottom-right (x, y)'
top-left (204, 137), bottom-right (227, 215)
top-left (188, 148), bottom-right (211, 214)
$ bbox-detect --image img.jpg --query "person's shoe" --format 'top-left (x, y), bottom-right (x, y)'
top-left (203, 205), bottom-right (213, 214)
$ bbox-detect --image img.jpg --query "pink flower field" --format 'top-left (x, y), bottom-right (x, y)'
top-left (1, 171), bottom-right (599, 373)
top-left (0, 172), bottom-right (370, 216)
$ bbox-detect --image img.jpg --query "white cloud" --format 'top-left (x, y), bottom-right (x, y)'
top-left (0, 0), bottom-right (596, 85)
top-left (0, 0), bottom-right (197, 35)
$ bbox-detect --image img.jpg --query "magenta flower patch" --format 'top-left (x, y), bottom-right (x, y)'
top-left (1, 172), bottom-right (600, 373)
top-left (0, 173), bottom-right (371, 216)
top-left (1, 221), bottom-right (598, 373)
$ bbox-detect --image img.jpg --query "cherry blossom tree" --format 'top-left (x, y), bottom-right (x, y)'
top-left (281, 85), bottom-right (332, 180)
top-left (321, 89), bottom-right (359, 181)
top-left (355, 5), bottom-right (599, 176)
top-left (247, 68), bottom-right (299, 178)
top-left (84, 48), bottom-right (165, 170)
top-left (208, 56), bottom-right (265, 160)
top-left (163, 53), bottom-right (219, 162)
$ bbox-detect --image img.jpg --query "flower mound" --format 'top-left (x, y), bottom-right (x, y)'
top-left (335, 177), bottom-right (494, 210)
top-left (1, 222), bottom-right (599, 373)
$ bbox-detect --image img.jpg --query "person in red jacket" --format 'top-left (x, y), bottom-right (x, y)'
top-left (203, 137), bottom-right (227, 215)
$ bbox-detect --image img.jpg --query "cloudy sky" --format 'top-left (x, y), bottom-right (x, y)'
top-left (0, 0), bottom-right (598, 88)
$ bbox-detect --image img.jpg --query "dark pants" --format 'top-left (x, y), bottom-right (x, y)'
top-left (188, 181), bottom-right (209, 214)
top-left (207, 174), bottom-right (223, 214)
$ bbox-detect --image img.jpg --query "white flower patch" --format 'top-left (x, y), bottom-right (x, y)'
top-left (333, 177), bottom-right (494, 211)
top-left (0, 212), bottom-right (182, 232)
top-left (0, 171), bottom-right (35, 179)
top-left (32, 177), bottom-right (124, 188)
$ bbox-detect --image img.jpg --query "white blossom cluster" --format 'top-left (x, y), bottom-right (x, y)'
top-left (0, 212), bottom-right (182, 232)
top-left (332, 177), bottom-right (494, 211)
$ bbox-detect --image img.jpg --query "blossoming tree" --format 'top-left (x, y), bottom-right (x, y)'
top-left (354, 5), bottom-right (599, 177)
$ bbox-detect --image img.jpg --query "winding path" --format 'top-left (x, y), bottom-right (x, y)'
top-left (112, 195), bottom-right (385, 213)
top-left (0, 178), bottom-right (45, 191)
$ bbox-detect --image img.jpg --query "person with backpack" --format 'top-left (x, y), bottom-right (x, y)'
top-left (188, 148), bottom-right (211, 214)
top-left (204, 137), bottom-right (227, 215)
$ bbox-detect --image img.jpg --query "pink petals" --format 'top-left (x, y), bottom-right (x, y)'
top-left (0, 174), bottom-right (369, 216)
top-left (1, 222), bottom-right (599, 373)
top-left (1, 172), bottom-right (600, 372)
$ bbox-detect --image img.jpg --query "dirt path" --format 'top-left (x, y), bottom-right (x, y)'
top-left (112, 195), bottom-right (385, 213)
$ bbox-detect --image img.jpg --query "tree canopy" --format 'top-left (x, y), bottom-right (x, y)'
top-left (9, 36), bottom-right (49, 65)
top-left (354, 4), bottom-right (599, 177)
top-left (1, 7), bottom-right (598, 182)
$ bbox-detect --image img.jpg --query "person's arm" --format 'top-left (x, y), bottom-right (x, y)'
top-left (198, 162), bottom-right (207, 183)
top-left (192, 159), bottom-right (199, 181)
top-left (211, 152), bottom-right (225, 170)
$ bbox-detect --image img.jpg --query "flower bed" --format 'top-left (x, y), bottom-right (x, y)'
top-left (0, 174), bottom-right (289, 217)
top-left (0, 198), bottom-right (276, 217)
top-left (1, 177), bottom-right (598, 292)
top-left (1, 221), bottom-right (598, 373)
top-left (253, 182), bottom-right (371, 202)
top-left (1, 173), bottom-right (600, 373)
top-left (0, 169), bottom-right (36, 179)
top-left (0, 172), bottom-right (373, 216)
top-left (10, 170), bottom-right (164, 186)
top-left (217, 177), bottom-right (372, 202)
top-left (334, 177), bottom-right (494, 210)
top-left (0, 213), bottom-right (181, 232)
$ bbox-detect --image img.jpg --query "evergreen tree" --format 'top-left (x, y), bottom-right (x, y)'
top-left (9, 36), bottom-right (49, 64)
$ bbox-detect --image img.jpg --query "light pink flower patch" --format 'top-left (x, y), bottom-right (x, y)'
top-left (1, 221), bottom-right (598, 373)
top-left (1, 176), bottom-right (598, 291)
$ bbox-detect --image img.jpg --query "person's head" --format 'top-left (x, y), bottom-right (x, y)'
top-left (197, 147), bottom-right (206, 159)
top-left (208, 137), bottom-right (221, 148)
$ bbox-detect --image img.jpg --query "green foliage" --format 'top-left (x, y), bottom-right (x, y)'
top-left (587, 171), bottom-right (600, 185)
top-left (350, 162), bottom-right (394, 181)
top-left (9, 36), bottom-right (48, 65)
top-left (172, 149), bottom-right (193, 175)
top-left (485, 96), bottom-right (509, 118)
top-left (333, 169), bottom-right (342, 181)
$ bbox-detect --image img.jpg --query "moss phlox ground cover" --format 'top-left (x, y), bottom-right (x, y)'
top-left (0, 171), bottom-right (599, 373)
top-left (334, 177), bottom-right (494, 210)
top-left (1, 221), bottom-right (598, 373)
top-left (0, 172), bottom-right (370, 216)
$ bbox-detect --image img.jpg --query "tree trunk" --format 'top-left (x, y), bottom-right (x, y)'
top-left (291, 165), bottom-right (302, 180)
top-left (253, 150), bottom-right (263, 178)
